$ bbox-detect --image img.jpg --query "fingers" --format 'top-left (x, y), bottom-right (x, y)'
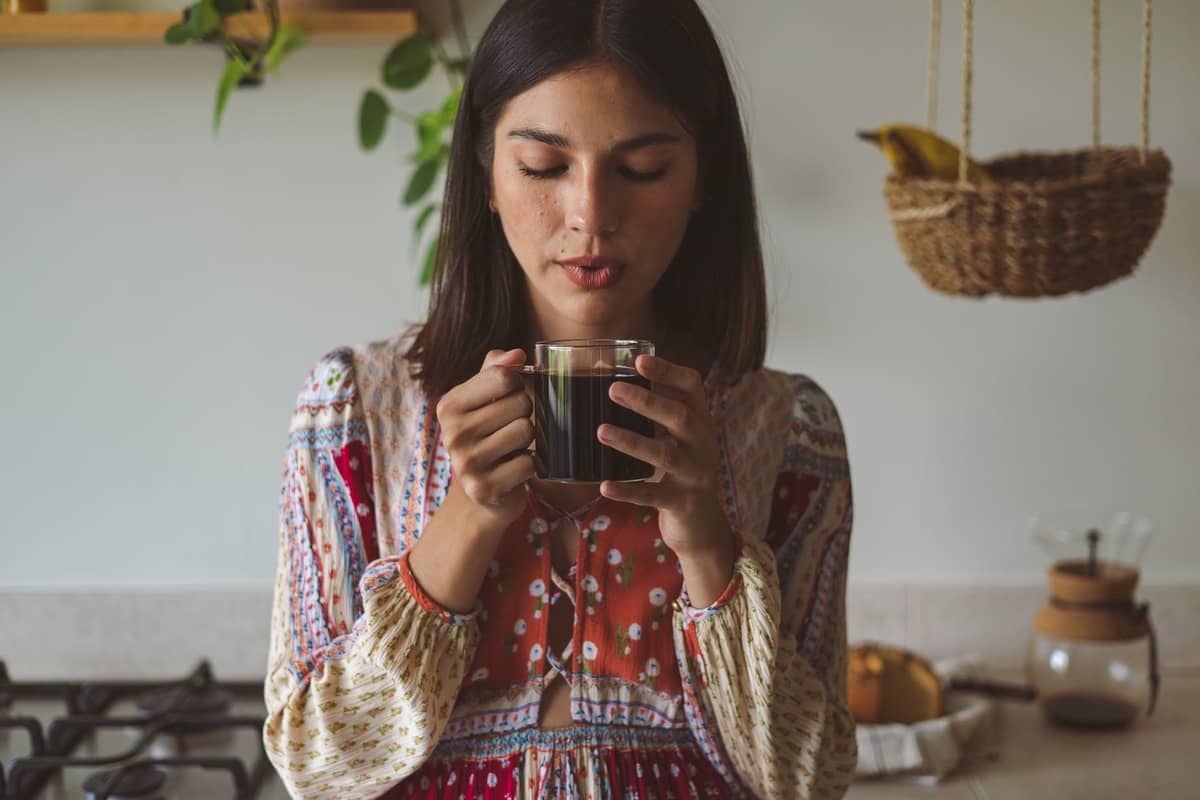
top-left (597, 423), bottom-right (681, 475)
top-left (468, 415), bottom-right (536, 471)
top-left (483, 348), bottom-right (527, 369)
top-left (599, 478), bottom-right (672, 508)
top-left (444, 391), bottom-right (532, 449)
top-left (635, 355), bottom-right (705, 402)
top-left (437, 349), bottom-right (527, 418)
top-left (459, 450), bottom-right (536, 506)
top-left (609, 380), bottom-right (693, 439)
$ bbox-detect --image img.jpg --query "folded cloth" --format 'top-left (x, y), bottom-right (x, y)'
top-left (854, 654), bottom-right (1002, 784)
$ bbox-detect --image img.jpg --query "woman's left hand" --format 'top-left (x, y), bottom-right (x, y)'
top-left (597, 354), bottom-right (733, 562)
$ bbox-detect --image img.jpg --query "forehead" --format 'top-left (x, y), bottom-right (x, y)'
top-left (496, 61), bottom-right (689, 146)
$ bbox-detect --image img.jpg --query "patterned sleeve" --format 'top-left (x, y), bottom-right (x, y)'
top-left (262, 349), bottom-right (481, 800)
top-left (672, 375), bottom-right (857, 799)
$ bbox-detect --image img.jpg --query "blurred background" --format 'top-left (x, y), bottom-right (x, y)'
top-left (1, 0), bottom-right (1198, 793)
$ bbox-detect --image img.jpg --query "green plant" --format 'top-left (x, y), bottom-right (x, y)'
top-left (166, 0), bottom-right (469, 286)
top-left (357, 0), bottom-right (471, 286)
top-left (164, 0), bottom-right (305, 132)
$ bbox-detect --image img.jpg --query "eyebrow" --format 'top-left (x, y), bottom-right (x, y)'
top-left (506, 127), bottom-right (681, 152)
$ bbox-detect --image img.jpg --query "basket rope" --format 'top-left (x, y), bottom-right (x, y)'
top-left (1092, 0), bottom-right (1101, 148)
top-left (1141, 0), bottom-right (1152, 163)
top-left (958, 0), bottom-right (973, 183)
top-left (883, 0), bottom-right (1168, 298)
top-left (926, 0), bottom-right (941, 129)
top-left (930, 0), bottom-right (1154, 178)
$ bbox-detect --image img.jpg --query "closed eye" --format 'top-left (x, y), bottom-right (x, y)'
top-left (518, 165), bottom-right (567, 180)
top-left (517, 165), bottom-right (669, 182)
top-left (619, 166), bottom-right (668, 182)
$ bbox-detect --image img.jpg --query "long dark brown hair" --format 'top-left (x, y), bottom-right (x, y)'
top-left (407, 0), bottom-right (767, 400)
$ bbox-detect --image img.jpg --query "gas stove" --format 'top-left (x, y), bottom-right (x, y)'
top-left (0, 660), bottom-right (288, 799)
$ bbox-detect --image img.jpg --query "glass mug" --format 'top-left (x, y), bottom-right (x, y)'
top-left (515, 339), bottom-right (656, 483)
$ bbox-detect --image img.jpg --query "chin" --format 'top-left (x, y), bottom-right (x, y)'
top-left (560, 294), bottom-right (640, 327)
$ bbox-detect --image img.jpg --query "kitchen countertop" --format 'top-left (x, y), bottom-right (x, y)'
top-left (846, 669), bottom-right (1200, 799)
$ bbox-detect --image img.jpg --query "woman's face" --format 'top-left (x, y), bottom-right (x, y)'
top-left (490, 61), bottom-right (700, 342)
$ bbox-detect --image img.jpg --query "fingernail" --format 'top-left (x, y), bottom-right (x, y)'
top-left (597, 425), bottom-right (611, 442)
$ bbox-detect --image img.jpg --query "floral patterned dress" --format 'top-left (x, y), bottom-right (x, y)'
top-left (263, 328), bottom-right (857, 800)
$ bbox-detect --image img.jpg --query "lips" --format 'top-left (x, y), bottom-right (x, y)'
top-left (557, 256), bottom-right (626, 290)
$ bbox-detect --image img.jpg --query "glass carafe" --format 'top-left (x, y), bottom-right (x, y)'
top-left (1026, 512), bottom-right (1159, 729)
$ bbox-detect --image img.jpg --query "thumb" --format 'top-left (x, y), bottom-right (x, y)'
top-left (482, 348), bottom-right (526, 369)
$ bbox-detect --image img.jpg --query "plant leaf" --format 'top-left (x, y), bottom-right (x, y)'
top-left (412, 203), bottom-right (437, 252)
top-left (164, 22), bottom-right (194, 45)
top-left (444, 57), bottom-right (471, 76)
top-left (264, 25), bottom-right (306, 73)
top-left (212, 0), bottom-right (245, 15)
top-left (213, 57), bottom-right (249, 133)
top-left (382, 35), bottom-right (435, 90)
top-left (437, 84), bottom-right (462, 127)
top-left (413, 112), bottom-right (443, 164)
top-left (191, 0), bottom-right (222, 38)
top-left (420, 235), bottom-right (439, 286)
top-left (358, 89), bottom-right (390, 151)
top-left (403, 158), bottom-right (440, 206)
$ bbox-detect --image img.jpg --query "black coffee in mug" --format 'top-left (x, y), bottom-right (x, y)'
top-left (522, 339), bottom-right (656, 483)
top-left (533, 368), bottom-right (654, 482)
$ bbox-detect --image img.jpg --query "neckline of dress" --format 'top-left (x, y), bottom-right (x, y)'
top-left (525, 485), bottom-right (605, 525)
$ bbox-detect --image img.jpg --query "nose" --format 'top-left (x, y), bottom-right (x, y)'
top-left (567, 167), bottom-right (620, 235)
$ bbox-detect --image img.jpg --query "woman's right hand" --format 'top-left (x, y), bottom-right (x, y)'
top-left (435, 348), bottom-right (536, 530)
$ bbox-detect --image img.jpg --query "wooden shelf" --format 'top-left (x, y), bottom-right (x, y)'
top-left (0, 10), bottom-right (417, 46)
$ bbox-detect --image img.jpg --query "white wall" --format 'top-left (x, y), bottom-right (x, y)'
top-left (2, 0), bottom-right (1197, 591)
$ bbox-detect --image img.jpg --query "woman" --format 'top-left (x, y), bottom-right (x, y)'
top-left (263, 0), bottom-right (856, 797)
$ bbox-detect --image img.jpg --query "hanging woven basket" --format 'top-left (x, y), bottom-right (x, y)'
top-left (885, 0), bottom-right (1172, 298)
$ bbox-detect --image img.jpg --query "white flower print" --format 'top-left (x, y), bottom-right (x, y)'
top-left (349, 456), bottom-right (360, 470)
top-left (670, 763), bottom-right (681, 777)
top-left (448, 772), bottom-right (458, 785)
top-left (591, 515), bottom-right (611, 531)
top-left (649, 587), bottom-right (667, 606)
top-left (582, 640), bottom-right (598, 660)
top-left (596, 591), bottom-right (603, 602)
top-left (356, 503), bottom-right (371, 517)
top-left (529, 579), bottom-right (546, 597)
top-left (583, 575), bottom-right (599, 593)
top-left (608, 549), bottom-right (623, 566)
top-left (530, 517), bottom-right (548, 534)
top-left (628, 623), bottom-right (642, 640)
top-left (487, 773), bottom-right (498, 788)
top-left (530, 643), bottom-right (544, 661)
top-left (471, 668), bottom-right (489, 682)
top-left (646, 658), bottom-right (661, 677)
top-left (514, 618), bottom-right (527, 635)
top-left (420, 776), bottom-right (430, 790)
